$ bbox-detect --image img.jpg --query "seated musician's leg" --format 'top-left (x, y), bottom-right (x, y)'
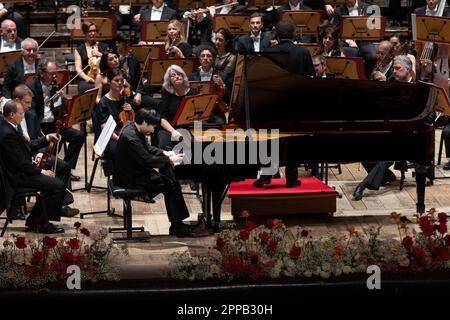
top-left (285, 165), bottom-right (300, 188)
top-left (60, 127), bottom-right (85, 170)
top-left (353, 161), bottom-right (392, 200)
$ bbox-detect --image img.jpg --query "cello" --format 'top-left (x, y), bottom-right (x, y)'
top-left (417, 0), bottom-right (449, 93)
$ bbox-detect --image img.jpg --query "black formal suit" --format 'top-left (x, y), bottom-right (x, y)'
top-left (0, 118), bottom-right (65, 225)
top-left (2, 58), bottom-right (39, 98)
top-left (23, 110), bottom-right (73, 205)
top-left (26, 78), bottom-right (85, 170)
top-left (139, 5), bottom-right (178, 21)
top-left (414, 6), bottom-right (450, 16)
top-left (0, 118), bottom-right (13, 213)
top-left (0, 36), bottom-right (22, 52)
top-left (235, 31), bottom-right (273, 53)
top-left (121, 54), bottom-right (141, 93)
top-left (0, 3), bottom-right (27, 39)
top-left (265, 40), bottom-right (315, 76)
top-left (114, 123), bottom-right (190, 225)
top-left (257, 40), bottom-right (315, 186)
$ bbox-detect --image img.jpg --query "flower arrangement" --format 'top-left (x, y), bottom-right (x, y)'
top-left (0, 222), bottom-right (128, 288)
top-left (169, 209), bottom-right (450, 281)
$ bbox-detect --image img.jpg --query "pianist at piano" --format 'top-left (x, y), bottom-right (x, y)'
top-left (114, 108), bottom-right (202, 237)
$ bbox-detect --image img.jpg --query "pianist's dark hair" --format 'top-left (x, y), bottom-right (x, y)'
top-left (275, 20), bottom-right (295, 40)
top-left (135, 108), bottom-right (161, 126)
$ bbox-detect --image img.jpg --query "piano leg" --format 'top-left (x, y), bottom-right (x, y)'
top-left (415, 163), bottom-right (430, 214)
top-left (202, 182), bottom-right (228, 231)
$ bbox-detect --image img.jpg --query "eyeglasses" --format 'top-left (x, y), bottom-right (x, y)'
top-left (170, 73), bottom-right (183, 79)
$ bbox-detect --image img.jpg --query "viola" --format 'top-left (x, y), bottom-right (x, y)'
top-left (118, 82), bottom-right (135, 135)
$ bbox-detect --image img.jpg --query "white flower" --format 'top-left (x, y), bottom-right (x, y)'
top-left (342, 265), bottom-right (352, 274)
top-left (320, 271), bottom-right (330, 279)
top-left (303, 271), bottom-right (312, 277)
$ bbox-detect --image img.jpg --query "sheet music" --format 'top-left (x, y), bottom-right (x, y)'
top-left (93, 115), bottom-right (116, 157)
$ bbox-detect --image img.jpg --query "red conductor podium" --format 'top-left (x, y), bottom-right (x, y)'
top-left (228, 178), bottom-right (338, 217)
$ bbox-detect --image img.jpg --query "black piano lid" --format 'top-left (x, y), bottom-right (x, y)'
top-left (232, 54), bottom-right (434, 130)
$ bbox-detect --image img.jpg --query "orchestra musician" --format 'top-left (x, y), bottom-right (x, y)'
top-left (0, 100), bottom-right (65, 234)
top-left (188, 46), bottom-right (227, 125)
top-left (235, 12), bottom-right (274, 53)
top-left (317, 22), bottom-right (346, 57)
top-left (74, 22), bottom-right (109, 94)
top-left (312, 54), bottom-right (327, 78)
top-left (214, 28), bottom-right (236, 105)
top-left (389, 34), bottom-right (417, 80)
top-left (95, 50), bottom-right (120, 104)
top-left (371, 40), bottom-right (395, 81)
top-left (13, 85), bottom-right (79, 218)
top-left (0, 2), bottom-right (26, 39)
top-left (2, 38), bottom-right (39, 99)
top-left (116, 32), bottom-right (141, 101)
top-left (156, 64), bottom-right (195, 150)
top-left (0, 19), bottom-right (21, 52)
top-left (353, 55), bottom-right (415, 201)
top-left (93, 68), bottom-right (133, 160)
top-left (163, 19), bottom-right (192, 58)
top-left (113, 108), bottom-right (204, 237)
top-left (26, 58), bottom-right (85, 181)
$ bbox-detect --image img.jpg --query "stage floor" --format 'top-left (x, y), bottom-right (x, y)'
top-left (3, 126), bottom-right (450, 282)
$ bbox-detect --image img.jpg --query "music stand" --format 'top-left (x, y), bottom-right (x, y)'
top-left (325, 56), bottom-right (366, 80)
top-left (324, 0), bottom-right (345, 5)
top-left (131, 44), bottom-right (164, 71)
top-left (412, 14), bottom-right (450, 45)
top-left (109, 0), bottom-right (148, 4)
top-left (68, 88), bottom-right (99, 192)
top-left (213, 14), bottom-right (250, 35)
top-left (340, 16), bottom-right (386, 40)
top-left (0, 50), bottom-right (21, 78)
top-left (140, 20), bottom-right (189, 42)
top-left (147, 58), bottom-right (197, 85)
top-left (189, 81), bottom-right (214, 94)
top-left (281, 11), bottom-right (323, 38)
top-left (71, 16), bottom-right (117, 41)
top-left (172, 93), bottom-right (218, 126)
top-left (175, 0), bottom-right (215, 10)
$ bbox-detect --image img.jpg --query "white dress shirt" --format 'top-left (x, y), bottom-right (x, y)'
top-left (150, 5), bottom-right (163, 20)
top-left (22, 58), bottom-right (36, 74)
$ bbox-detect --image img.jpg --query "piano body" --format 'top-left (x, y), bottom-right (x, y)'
top-left (175, 54), bottom-right (440, 227)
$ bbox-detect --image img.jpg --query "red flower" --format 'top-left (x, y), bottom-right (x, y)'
top-left (414, 247), bottom-right (426, 259)
top-left (30, 251), bottom-right (45, 265)
top-left (43, 236), bottom-right (58, 249)
top-left (267, 240), bottom-right (278, 253)
top-left (240, 210), bottom-right (251, 218)
top-left (290, 245), bottom-right (302, 259)
top-left (245, 220), bottom-right (256, 231)
top-left (301, 229), bottom-right (309, 238)
top-left (258, 231), bottom-right (269, 243)
top-left (68, 238), bottom-right (80, 250)
top-left (80, 228), bottom-right (90, 237)
top-left (61, 251), bottom-right (75, 263)
top-left (250, 254), bottom-right (259, 265)
top-left (402, 236), bottom-right (413, 248)
top-left (74, 222), bottom-right (81, 229)
top-left (444, 235), bottom-right (450, 246)
top-left (216, 237), bottom-right (225, 250)
top-left (438, 223), bottom-right (447, 235)
top-left (239, 230), bottom-right (250, 241)
top-left (421, 224), bottom-right (434, 237)
top-left (438, 212), bottom-right (447, 223)
top-left (15, 236), bottom-right (27, 249)
top-left (266, 219), bottom-right (275, 229)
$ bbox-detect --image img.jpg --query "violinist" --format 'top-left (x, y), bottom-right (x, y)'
top-left (390, 34), bottom-right (417, 80)
top-left (0, 100), bottom-right (66, 234)
top-left (371, 41), bottom-right (395, 81)
top-left (116, 33), bottom-right (141, 105)
top-left (188, 46), bottom-right (226, 125)
top-left (93, 68), bottom-right (133, 159)
top-left (74, 22), bottom-right (109, 94)
top-left (2, 37), bottom-right (39, 98)
top-left (214, 28), bottom-right (236, 105)
top-left (95, 50), bottom-right (120, 104)
top-left (13, 85), bottom-right (79, 217)
top-left (26, 58), bottom-right (85, 181)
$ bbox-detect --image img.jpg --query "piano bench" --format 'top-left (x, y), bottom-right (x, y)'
top-left (108, 180), bottom-right (151, 242)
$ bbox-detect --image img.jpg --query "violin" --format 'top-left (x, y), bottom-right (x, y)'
top-left (213, 71), bottom-right (228, 114)
top-left (118, 81), bottom-right (135, 135)
top-left (87, 42), bottom-right (100, 80)
top-left (37, 140), bottom-right (55, 170)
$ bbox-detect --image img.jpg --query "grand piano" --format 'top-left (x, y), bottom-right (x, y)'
top-left (175, 54), bottom-right (444, 228)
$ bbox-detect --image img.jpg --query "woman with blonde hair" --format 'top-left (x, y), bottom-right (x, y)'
top-left (164, 19), bottom-right (192, 58)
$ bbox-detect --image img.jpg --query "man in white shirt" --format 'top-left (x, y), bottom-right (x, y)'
top-left (0, 19), bottom-right (21, 52)
top-left (2, 37), bottom-right (38, 98)
top-left (236, 13), bottom-right (273, 53)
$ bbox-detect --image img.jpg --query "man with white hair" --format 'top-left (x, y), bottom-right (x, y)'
top-left (2, 38), bottom-right (39, 98)
top-left (0, 19), bottom-right (21, 52)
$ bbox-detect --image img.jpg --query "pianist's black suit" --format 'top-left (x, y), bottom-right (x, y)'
top-left (0, 119), bottom-right (65, 227)
top-left (114, 124), bottom-right (190, 226)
